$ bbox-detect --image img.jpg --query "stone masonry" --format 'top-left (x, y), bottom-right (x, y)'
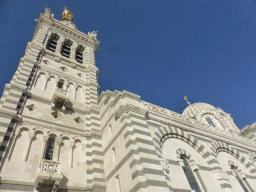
top-left (0, 6), bottom-right (256, 192)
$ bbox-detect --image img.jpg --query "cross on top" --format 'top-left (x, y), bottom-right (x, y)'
top-left (184, 96), bottom-right (191, 106)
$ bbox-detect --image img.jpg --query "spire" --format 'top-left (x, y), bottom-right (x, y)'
top-left (62, 7), bottom-right (74, 22)
top-left (184, 96), bottom-right (191, 106)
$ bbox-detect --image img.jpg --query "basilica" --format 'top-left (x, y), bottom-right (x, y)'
top-left (0, 7), bottom-right (255, 192)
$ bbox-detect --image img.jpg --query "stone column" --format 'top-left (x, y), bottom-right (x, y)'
top-left (71, 42), bottom-right (78, 60)
top-left (56, 36), bottom-right (65, 54)
top-left (191, 163), bottom-right (208, 192)
top-left (39, 135), bottom-right (49, 162)
top-left (76, 86), bottom-right (83, 101)
top-left (52, 138), bottom-right (62, 161)
top-left (67, 83), bottom-right (76, 99)
top-left (7, 130), bottom-right (20, 161)
top-left (69, 141), bottom-right (75, 168)
top-left (22, 132), bottom-right (34, 162)
top-left (239, 173), bottom-right (254, 192)
top-left (83, 46), bottom-right (89, 64)
top-left (63, 81), bottom-right (68, 92)
top-left (43, 74), bottom-right (49, 90)
top-left (45, 76), bottom-right (56, 92)
top-left (35, 73), bottom-right (47, 89)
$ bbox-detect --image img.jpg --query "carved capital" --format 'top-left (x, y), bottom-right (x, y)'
top-left (239, 172), bottom-right (246, 180)
top-left (82, 144), bottom-right (86, 150)
top-left (177, 159), bottom-right (184, 166)
top-left (69, 141), bottom-right (75, 148)
top-left (55, 138), bottom-right (62, 145)
top-left (72, 42), bottom-right (78, 48)
top-left (191, 163), bottom-right (199, 171)
top-left (42, 135), bottom-right (49, 142)
top-left (27, 132), bottom-right (35, 140)
top-left (58, 36), bottom-right (65, 42)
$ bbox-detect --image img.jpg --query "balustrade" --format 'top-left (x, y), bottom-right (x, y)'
top-left (55, 87), bottom-right (67, 95)
top-left (40, 159), bottom-right (61, 174)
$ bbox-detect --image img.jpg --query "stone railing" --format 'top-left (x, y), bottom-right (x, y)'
top-left (55, 87), bottom-right (66, 96)
top-left (141, 100), bottom-right (256, 146)
top-left (41, 159), bottom-right (61, 174)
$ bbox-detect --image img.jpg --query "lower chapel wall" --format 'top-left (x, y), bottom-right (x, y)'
top-left (0, 120), bottom-right (256, 191)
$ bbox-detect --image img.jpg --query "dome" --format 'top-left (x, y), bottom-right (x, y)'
top-left (182, 103), bottom-right (216, 119)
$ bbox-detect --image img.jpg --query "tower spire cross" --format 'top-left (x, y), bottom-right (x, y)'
top-left (184, 96), bottom-right (191, 106)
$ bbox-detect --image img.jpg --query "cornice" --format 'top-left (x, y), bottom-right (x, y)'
top-left (39, 65), bottom-right (87, 85)
top-left (29, 91), bottom-right (99, 114)
top-left (20, 116), bottom-right (102, 138)
top-left (142, 100), bottom-right (256, 151)
top-left (38, 13), bottom-right (100, 49)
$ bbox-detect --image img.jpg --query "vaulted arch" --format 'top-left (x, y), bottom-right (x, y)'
top-left (211, 141), bottom-right (256, 175)
top-left (152, 125), bottom-right (222, 171)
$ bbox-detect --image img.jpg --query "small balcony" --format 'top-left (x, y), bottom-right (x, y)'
top-left (35, 159), bottom-right (63, 191)
top-left (41, 159), bottom-right (61, 174)
top-left (55, 87), bottom-right (67, 96)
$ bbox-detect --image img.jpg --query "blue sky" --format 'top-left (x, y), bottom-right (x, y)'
top-left (1, 0), bottom-right (256, 129)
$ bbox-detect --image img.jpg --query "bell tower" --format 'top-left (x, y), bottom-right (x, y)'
top-left (0, 6), bottom-right (105, 192)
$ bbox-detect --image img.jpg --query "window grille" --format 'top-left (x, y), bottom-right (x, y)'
top-left (46, 34), bottom-right (58, 52)
top-left (206, 117), bottom-right (216, 127)
top-left (182, 158), bottom-right (201, 192)
top-left (76, 45), bottom-right (84, 63)
top-left (44, 138), bottom-right (55, 160)
top-left (61, 39), bottom-right (72, 58)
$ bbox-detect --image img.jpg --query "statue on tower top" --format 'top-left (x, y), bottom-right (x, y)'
top-left (62, 7), bottom-right (74, 22)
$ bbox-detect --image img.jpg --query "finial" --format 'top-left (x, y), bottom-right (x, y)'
top-left (62, 7), bottom-right (74, 22)
top-left (184, 96), bottom-right (191, 106)
top-left (44, 5), bottom-right (51, 15)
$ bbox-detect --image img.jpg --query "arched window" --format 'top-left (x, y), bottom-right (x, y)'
top-left (206, 117), bottom-right (215, 127)
top-left (57, 81), bottom-right (63, 89)
top-left (76, 45), bottom-right (84, 63)
top-left (61, 39), bottom-right (72, 58)
top-left (46, 33), bottom-right (59, 52)
top-left (181, 157), bottom-right (201, 192)
top-left (44, 138), bottom-right (55, 160)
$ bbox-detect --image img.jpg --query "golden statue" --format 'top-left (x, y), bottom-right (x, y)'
top-left (62, 7), bottom-right (74, 22)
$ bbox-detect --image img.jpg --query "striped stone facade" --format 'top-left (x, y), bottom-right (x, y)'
top-left (0, 7), bottom-right (256, 192)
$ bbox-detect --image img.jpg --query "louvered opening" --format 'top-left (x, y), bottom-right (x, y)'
top-left (46, 33), bottom-right (59, 52)
top-left (74, 117), bottom-right (84, 124)
top-left (61, 39), bottom-right (72, 58)
top-left (51, 111), bottom-right (62, 119)
top-left (76, 45), bottom-right (84, 63)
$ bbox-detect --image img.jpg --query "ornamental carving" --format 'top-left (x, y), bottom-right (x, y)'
top-left (88, 31), bottom-right (98, 40)
top-left (41, 159), bottom-right (60, 173)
